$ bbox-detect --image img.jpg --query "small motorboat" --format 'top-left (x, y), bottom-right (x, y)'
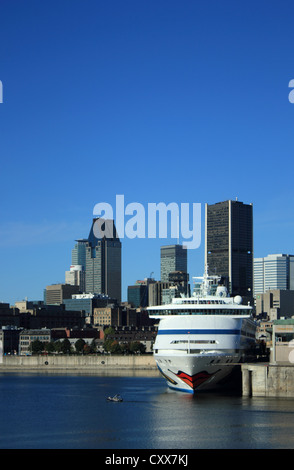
top-left (107, 394), bottom-right (123, 402)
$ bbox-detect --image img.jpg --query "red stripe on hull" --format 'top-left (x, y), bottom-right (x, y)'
top-left (176, 370), bottom-right (218, 389)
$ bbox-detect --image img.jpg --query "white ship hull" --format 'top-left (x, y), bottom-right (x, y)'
top-left (155, 353), bottom-right (238, 393)
top-left (152, 315), bottom-right (256, 393)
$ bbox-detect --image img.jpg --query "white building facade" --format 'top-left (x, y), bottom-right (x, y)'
top-left (254, 254), bottom-right (294, 296)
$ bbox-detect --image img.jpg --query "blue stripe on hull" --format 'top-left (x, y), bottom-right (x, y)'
top-left (167, 384), bottom-right (194, 393)
top-left (157, 329), bottom-right (240, 335)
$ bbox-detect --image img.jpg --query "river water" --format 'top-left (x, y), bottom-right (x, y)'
top-left (0, 371), bottom-right (294, 450)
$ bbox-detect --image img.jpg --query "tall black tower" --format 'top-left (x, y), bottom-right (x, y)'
top-left (205, 200), bottom-right (253, 303)
top-left (85, 218), bottom-right (121, 302)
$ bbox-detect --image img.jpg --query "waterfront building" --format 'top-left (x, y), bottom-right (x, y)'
top-left (272, 319), bottom-right (294, 364)
top-left (104, 325), bottom-right (158, 353)
top-left (255, 289), bottom-right (294, 321)
top-left (93, 305), bottom-right (154, 328)
top-left (0, 303), bottom-right (20, 328)
top-left (253, 254), bottom-right (294, 296)
top-left (19, 329), bottom-right (51, 355)
top-left (256, 320), bottom-right (273, 348)
top-left (205, 199), bottom-right (253, 303)
top-left (22, 305), bottom-right (85, 330)
top-left (93, 305), bottom-right (124, 327)
top-left (63, 293), bottom-right (115, 319)
top-left (93, 305), bottom-right (138, 327)
top-left (15, 300), bottom-right (44, 313)
top-left (50, 327), bottom-right (101, 350)
top-left (0, 326), bottom-right (20, 355)
top-left (160, 245), bottom-right (187, 282)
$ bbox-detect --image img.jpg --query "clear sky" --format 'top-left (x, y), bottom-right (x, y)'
top-left (0, 0), bottom-right (294, 304)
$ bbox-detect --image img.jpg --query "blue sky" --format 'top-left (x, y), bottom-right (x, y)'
top-left (0, 0), bottom-right (294, 304)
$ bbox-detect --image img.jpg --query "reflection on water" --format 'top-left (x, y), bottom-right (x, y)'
top-left (0, 372), bottom-right (294, 449)
top-left (149, 390), bottom-right (294, 449)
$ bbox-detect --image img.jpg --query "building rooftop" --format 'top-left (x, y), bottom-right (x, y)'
top-left (274, 319), bottom-right (294, 325)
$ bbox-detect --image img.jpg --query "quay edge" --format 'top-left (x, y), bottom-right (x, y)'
top-left (0, 354), bottom-right (158, 372)
top-left (241, 363), bottom-right (294, 398)
top-left (1, 356), bottom-right (294, 398)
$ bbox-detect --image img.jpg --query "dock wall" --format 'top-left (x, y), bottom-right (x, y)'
top-left (1, 356), bottom-right (294, 397)
top-left (0, 354), bottom-right (158, 372)
top-left (241, 364), bottom-right (294, 398)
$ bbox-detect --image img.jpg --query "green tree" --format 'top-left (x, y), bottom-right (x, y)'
top-left (89, 339), bottom-right (97, 353)
top-left (120, 343), bottom-right (130, 355)
top-left (103, 337), bottom-right (113, 353)
top-left (54, 340), bottom-right (62, 353)
top-left (75, 338), bottom-right (86, 353)
top-left (44, 341), bottom-right (55, 354)
top-left (109, 340), bottom-right (122, 354)
top-left (129, 341), bottom-right (146, 354)
top-left (104, 327), bottom-right (115, 338)
top-left (103, 327), bottom-right (116, 353)
top-left (83, 344), bottom-right (91, 354)
top-left (61, 338), bottom-right (72, 354)
top-left (30, 339), bottom-right (44, 354)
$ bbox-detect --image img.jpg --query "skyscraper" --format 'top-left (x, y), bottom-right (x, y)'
top-left (85, 218), bottom-right (121, 302)
top-left (71, 239), bottom-right (87, 269)
top-left (205, 200), bottom-right (253, 302)
top-left (160, 244), bottom-right (187, 282)
top-left (254, 253), bottom-right (294, 296)
top-left (65, 265), bottom-right (86, 292)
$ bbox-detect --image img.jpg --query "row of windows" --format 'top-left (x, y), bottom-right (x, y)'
top-left (171, 340), bottom-right (217, 344)
top-left (150, 309), bottom-right (249, 316)
top-left (156, 356), bottom-right (236, 363)
top-left (20, 336), bottom-right (50, 341)
top-left (179, 300), bottom-right (226, 305)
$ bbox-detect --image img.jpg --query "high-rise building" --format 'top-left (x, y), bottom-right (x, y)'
top-left (253, 254), bottom-right (294, 296)
top-left (72, 239), bottom-right (87, 269)
top-left (160, 245), bottom-right (187, 282)
top-left (148, 281), bottom-right (171, 306)
top-left (68, 239), bottom-right (87, 292)
top-left (205, 199), bottom-right (253, 302)
top-left (65, 265), bottom-right (86, 292)
top-left (85, 219), bottom-right (121, 302)
top-left (127, 278), bottom-right (154, 308)
top-left (45, 284), bottom-right (80, 305)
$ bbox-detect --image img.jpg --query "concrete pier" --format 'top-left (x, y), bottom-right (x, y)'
top-left (241, 363), bottom-right (294, 398)
top-left (1, 356), bottom-right (294, 397)
top-left (0, 354), bottom-right (158, 372)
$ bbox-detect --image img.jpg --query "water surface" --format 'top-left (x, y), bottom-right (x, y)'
top-left (0, 372), bottom-right (293, 449)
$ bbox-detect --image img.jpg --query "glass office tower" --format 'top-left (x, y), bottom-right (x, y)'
top-left (160, 244), bottom-right (187, 282)
top-left (85, 219), bottom-right (121, 302)
top-left (72, 239), bottom-right (87, 270)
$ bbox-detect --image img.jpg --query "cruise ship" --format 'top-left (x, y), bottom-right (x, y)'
top-left (147, 267), bottom-right (257, 393)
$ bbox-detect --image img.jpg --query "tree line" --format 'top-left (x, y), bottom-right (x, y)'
top-left (29, 328), bottom-right (147, 355)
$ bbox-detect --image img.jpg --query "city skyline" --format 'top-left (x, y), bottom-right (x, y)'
top-left (1, 1), bottom-right (294, 304)
top-left (3, 199), bottom-right (294, 306)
